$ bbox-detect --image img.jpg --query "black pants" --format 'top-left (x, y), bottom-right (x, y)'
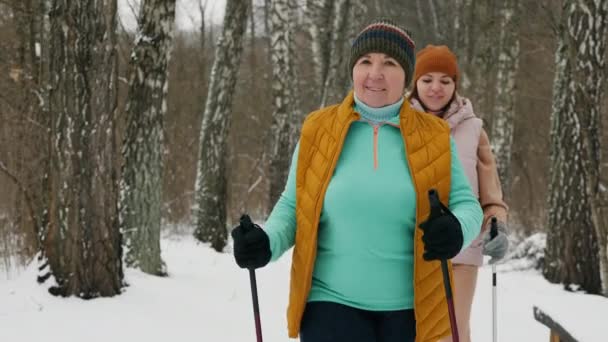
top-left (300, 301), bottom-right (416, 342)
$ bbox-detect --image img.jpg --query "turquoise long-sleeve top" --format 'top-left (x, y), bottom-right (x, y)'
top-left (263, 96), bottom-right (483, 311)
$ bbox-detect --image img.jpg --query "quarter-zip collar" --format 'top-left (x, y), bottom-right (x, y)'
top-left (354, 93), bottom-right (403, 124)
top-left (352, 94), bottom-right (404, 170)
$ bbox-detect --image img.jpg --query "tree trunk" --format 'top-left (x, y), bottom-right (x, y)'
top-left (36, 0), bottom-right (54, 284)
top-left (268, 0), bottom-right (297, 206)
top-left (543, 0), bottom-right (606, 295)
top-left (319, 0), bottom-right (350, 107)
top-left (454, 0), bottom-right (475, 61)
top-left (263, 0), bottom-right (271, 35)
top-left (305, 0), bottom-right (333, 103)
top-left (490, 0), bottom-right (521, 199)
top-left (45, 0), bottom-right (122, 297)
top-left (473, 1), bottom-right (501, 119)
top-left (194, 0), bottom-right (250, 252)
top-left (577, 0), bottom-right (608, 296)
top-left (337, 0), bottom-right (367, 97)
top-left (248, 0), bottom-right (256, 68)
top-left (120, 0), bottom-right (176, 276)
top-left (428, 0), bottom-right (442, 41)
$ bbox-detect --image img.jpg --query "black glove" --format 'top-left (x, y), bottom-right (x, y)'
top-left (231, 214), bottom-right (271, 269)
top-left (419, 189), bottom-right (464, 261)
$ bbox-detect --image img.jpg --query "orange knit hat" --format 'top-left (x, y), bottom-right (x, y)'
top-left (413, 45), bottom-right (459, 85)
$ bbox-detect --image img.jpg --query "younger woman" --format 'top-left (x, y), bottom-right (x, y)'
top-left (409, 45), bottom-right (510, 342)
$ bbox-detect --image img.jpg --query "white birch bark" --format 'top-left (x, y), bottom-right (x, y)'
top-left (319, 0), bottom-right (349, 107)
top-left (194, 0), bottom-right (250, 251)
top-left (268, 0), bottom-right (298, 205)
top-left (305, 0), bottom-right (333, 99)
top-left (490, 0), bottom-right (521, 197)
top-left (544, 0), bottom-right (607, 295)
top-left (120, 0), bottom-right (176, 276)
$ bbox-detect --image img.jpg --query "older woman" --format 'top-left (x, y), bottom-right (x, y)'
top-left (231, 20), bottom-right (483, 342)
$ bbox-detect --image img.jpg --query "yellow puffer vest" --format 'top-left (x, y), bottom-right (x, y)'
top-left (288, 92), bottom-right (454, 342)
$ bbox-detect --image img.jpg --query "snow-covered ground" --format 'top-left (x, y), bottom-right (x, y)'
top-left (1, 231), bottom-right (607, 342)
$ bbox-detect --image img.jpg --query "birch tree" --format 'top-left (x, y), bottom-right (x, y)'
top-left (305, 0), bottom-right (333, 103)
top-left (543, 0), bottom-right (607, 295)
top-left (577, 0), bottom-right (608, 296)
top-left (120, 0), bottom-right (176, 276)
top-left (194, 0), bottom-right (250, 251)
top-left (335, 0), bottom-right (367, 100)
top-left (490, 0), bottom-right (521, 197)
top-left (267, 0), bottom-right (298, 205)
top-left (44, 0), bottom-right (122, 297)
top-left (319, 0), bottom-right (351, 107)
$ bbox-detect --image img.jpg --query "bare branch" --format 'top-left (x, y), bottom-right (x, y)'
top-left (0, 160), bottom-right (39, 240)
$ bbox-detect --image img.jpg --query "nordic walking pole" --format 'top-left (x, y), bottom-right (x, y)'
top-left (490, 217), bottom-right (498, 342)
top-left (427, 190), bottom-right (459, 342)
top-left (441, 258), bottom-right (459, 342)
top-left (240, 215), bottom-right (264, 342)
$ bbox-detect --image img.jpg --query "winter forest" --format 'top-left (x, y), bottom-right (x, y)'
top-left (1, 0), bottom-right (608, 340)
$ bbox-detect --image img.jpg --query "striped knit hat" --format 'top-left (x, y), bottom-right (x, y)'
top-left (349, 19), bottom-right (416, 86)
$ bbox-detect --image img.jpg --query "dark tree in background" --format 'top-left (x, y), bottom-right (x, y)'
top-left (44, 0), bottom-right (122, 297)
top-left (120, 0), bottom-right (176, 276)
top-left (543, 0), bottom-right (607, 294)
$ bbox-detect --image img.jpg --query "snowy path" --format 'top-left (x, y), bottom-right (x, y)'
top-left (1, 234), bottom-right (606, 341)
